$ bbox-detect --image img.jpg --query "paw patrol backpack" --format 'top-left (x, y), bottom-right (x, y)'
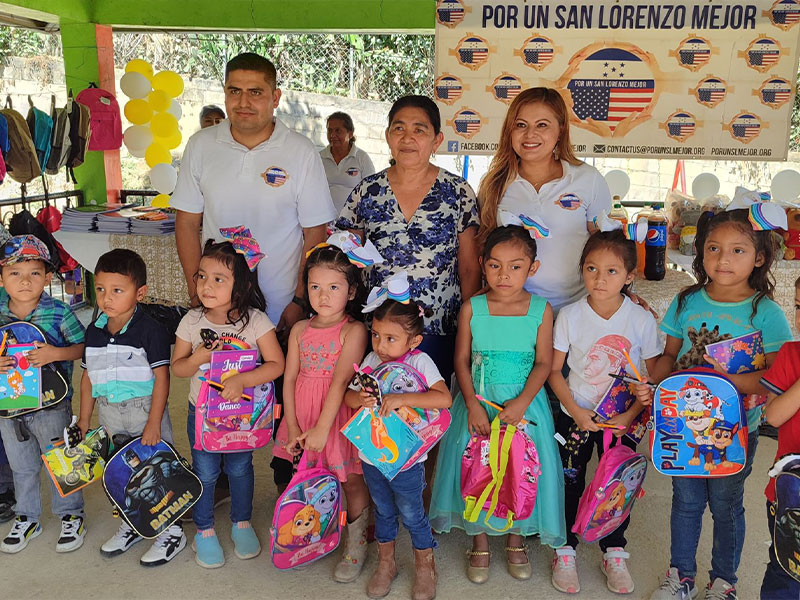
top-left (770, 454), bottom-right (800, 582)
top-left (650, 369), bottom-right (746, 478)
top-left (270, 453), bottom-right (345, 569)
top-left (573, 431), bottom-right (647, 543)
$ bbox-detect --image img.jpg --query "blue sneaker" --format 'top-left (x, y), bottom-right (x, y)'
top-left (193, 529), bottom-right (224, 569)
top-left (232, 521), bottom-right (261, 560)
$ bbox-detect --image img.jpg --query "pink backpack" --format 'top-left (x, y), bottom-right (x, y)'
top-left (194, 378), bottom-right (276, 452)
top-left (461, 417), bottom-right (540, 532)
top-left (75, 84), bottom-right (122, 151)
top-left (270, 454), bottom-right (345, 569)
top-left (572, 431), bottom-right (647, 543)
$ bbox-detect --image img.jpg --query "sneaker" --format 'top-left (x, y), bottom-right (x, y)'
top-left (0, 516), bottom-right (41, 553)
top-left (704, 579), bottom-right (736, 600)
top-left (100, 521), bottom-right (142, 557)
top-left (193, 528), bottom-right (224, 569)
top-left (0, 491), bottom-right (14, 523)
top-left (650, 567), bottom-right (698, 600)
top-left (140, 524), bottom-right (186, 567)
top-left (56, 515), bottom-right (86, 553)
top-left (552, 546), bottom-right (580, 593)
top-left (602, 547), bottom-right (634, 594)
top-left (231, 521), bottom-right (260, 559)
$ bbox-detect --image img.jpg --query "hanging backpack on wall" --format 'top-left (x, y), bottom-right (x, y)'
top-left (8, 209), bottom-right (63, 274)
top-left (76, 83), bottom-right (122, 151)
top-left (0, 112), bottom-right (9, 157)
top-left (25, 98), bottom-right (53, 171)
top-left (65, 91), bottom-right (90, 183)
top-left (46, 95), bottom-right (72, 176)
top-left (0, 97), bottom-right (41, 184)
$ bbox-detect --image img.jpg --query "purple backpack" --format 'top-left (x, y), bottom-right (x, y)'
top-left (572, 431), bottom-right (647, 543)
top-left (270, 454), bottom-right (345, 569)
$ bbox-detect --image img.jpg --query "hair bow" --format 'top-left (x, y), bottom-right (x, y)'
top-left (497, 209), bottom-right (550, 239)
top-left (306, 230), bottom-right (385, 268)
top-left (593, 210), bottom-right (648, 244)
top-left (362, 271), bottom-right (411, 313)
top-left (219, 226), bottom-right (266, 271)
top-left (723, 188), bottom-right (787, 230)
top-left (727, 186), bottom-right (771, 211)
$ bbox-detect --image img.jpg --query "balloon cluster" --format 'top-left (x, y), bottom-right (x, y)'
top-left (120, 59), bottom-right (184, 208)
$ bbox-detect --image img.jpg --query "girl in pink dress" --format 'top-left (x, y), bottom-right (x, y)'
top-left (273, 235), bottom-right (372, 582)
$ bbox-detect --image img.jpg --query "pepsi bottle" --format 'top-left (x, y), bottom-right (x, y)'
top-left (644, 203), bottom-right (667, 281)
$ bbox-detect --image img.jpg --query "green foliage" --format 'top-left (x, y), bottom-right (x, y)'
top-left (0, 27), bottom-right (60, 60)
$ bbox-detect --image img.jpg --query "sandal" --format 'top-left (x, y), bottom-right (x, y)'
top-left (466, 549), bottom-right (490, 584)
top-left (505, 545), bottom-right (532, 581)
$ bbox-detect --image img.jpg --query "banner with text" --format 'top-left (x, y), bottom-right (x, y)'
top-left (435, 0), bottom-right (800, 160)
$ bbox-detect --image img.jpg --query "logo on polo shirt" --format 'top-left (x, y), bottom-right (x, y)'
top-left (555, 193), bottom-right (582, 210)
top-left (262, 166), bottom-right (289, 187)
top-left (346, 167), bottom-right (360, 177)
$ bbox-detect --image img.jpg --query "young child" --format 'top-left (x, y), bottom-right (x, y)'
top-left (172, 229), bottom-right (284, 569)
top-left (0, 235), bottom-right (86, 554)
top-left (759, 275), bottom-right (800, 599)
top-left (77, 249), bottom-right (181, 566)
top-left (345, 284), bottom-right (452, 600)
top-left (549, 228), bottom-right (661, 595)
top-left (430, 225), bottom-right (565, 584)
top-left (644, 209), bottom-right (793, 600)
top-left (272, 240), bottom-right (370, 583)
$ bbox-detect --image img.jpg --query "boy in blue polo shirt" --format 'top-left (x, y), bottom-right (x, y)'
top-left (77, 249), bottom-right (185, 566)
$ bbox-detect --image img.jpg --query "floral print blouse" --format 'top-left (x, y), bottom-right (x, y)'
top-left (336, 168), bottom-right (479, 336)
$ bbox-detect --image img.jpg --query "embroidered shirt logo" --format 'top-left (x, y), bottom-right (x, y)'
top-left (262, 166), bottom-right (288, 187)
top-left (555, 193), bottom-right (582, 210)
top-left (345, 167), bottom-right (360, 177)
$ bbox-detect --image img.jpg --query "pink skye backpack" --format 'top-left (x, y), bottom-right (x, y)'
top-left (270, 454), bottom-right (345, 569)
top-left (461, 416), bottom-right (540, 532)
top-left (75, 84), bottom-right (122, 151)
top-left (572, 431), bottom-right (647, 543)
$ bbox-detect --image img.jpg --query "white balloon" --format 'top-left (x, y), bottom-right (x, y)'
top-left (127, 145), bottom-right (146, 158)
top-left (604, 169), bottom-right (630, 200)
top-left (691, 173), bottom-right (720, 201)
top-left (771, 169), bottom-right (800, 205)
top-left (149, 163), bottom-right (178, 195)
top-left (123, 125), bottom-right (154, 152)
top-left (119, 72), bottom-right (152, 99)
top-left (166, 99), bottom-right (182, 120)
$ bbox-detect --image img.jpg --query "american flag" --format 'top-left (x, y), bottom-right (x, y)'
top-left (523, 38), bottom-right (554, 66)
top-left (566, 48), bottom-right (654, 133)
top-left (494, 77), bottom-right (522, 100)
top-left (667, 114), bottom-right (696, 138)
top-left (773, 0), bottom-right (800, 24)
top-left (731, 115), bottom-right (761, 140)
top-left (454, 110), bottom-right (481, 135)
top-left (264, 167), bottom-right (287, 185)
top-left (458, 37), bottom-right (489, 65)
top-left (763, 79), bottom-right (792, 104)
top-left (749, 40), bottom-right (781, 66)
top-left (437, 0), bottom-right (465, 25)
top-left (697, 79), bottom-right (725, 104)
top-left (679, 39), bottom-right (710, 66)
top-left (435, 77), bottom-right (462, 101)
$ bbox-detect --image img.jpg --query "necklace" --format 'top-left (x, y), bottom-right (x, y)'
top-left (521, 159), bottom-right (561, 189)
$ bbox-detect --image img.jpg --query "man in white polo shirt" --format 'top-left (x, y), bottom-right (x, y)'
top-left (172, 53), bottom-right (335, 334)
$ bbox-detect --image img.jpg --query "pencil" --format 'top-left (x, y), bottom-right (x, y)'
top-left (0, 332), bottom-right (8, 356)
top-left (594, 422), bottom-right (627, 431)
top-left (618, 345), bottom-right (644, 382)
top-left (198, 376), bottom-right (253, 401)
top-left (475, 395), bottom-right (534, 426)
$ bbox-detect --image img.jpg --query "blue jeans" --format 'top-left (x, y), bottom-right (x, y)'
top-left (761, 500), bottom-right (800, 599)
top-left (670, 431), bottom-right (758, 585)
top-left (186, 405), bottom-right (253, 530)
top-left (362, 461), bottom-right (436, 550)
top-left (0, 402), bottom-right (84, 520)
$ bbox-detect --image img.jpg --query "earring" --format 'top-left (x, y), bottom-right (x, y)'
top-left (553, 144), bottom-right (560, 161)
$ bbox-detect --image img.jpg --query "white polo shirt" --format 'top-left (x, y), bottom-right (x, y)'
top-left (320, 144), bottom-right (376, 214)
top-left (498, 160), bottom-right (611, 312)
top-left (171, 119), bottom-right (335, 324)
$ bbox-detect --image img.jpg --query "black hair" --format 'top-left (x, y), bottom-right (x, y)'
top-left (327, 112), bottom-right (356, 146)
top-left (95, 249), bottom-right (147, 288)
top-left (482, 225), bottom-right (537, 263)
top-left (303, 245), bottom-right (366, 321)
top-left (795, 275), bottom-right (800, 288)
top-left (199, 105), bottom-right (225, 123)
top-left (388, 95), bottom-right (441, 135)
top-left (198, 239), bottom-right (266, 328)
top-left (373, 299), bottom-right (431, 337)
top-left (579, 229), bottom-right (637, 294)
top-left (678, 209), bottom-right (778, 321)
top-left (224, 52), bottom-right (277, 89)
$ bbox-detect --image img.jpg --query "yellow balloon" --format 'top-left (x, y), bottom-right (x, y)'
top-left (152, 70), bottom-right (184, 98)
top-left (145, 143), bottom-right (171, 168)
top-left (124, 99), bottom-right (153, 125)
top-left (150, 112), bottom-right (179, 138)
top-left (125, 59), bottom-right (154, 81)
top-left (151, 194), bottom-right (171, 208)
top-left (147, 89), bottom-right (171, 112)
top-left (155, 130), bottom-right (182, 150)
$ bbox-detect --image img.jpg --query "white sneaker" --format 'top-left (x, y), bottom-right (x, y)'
top-left (0, 516), bottom-right (41, 554)
top-left (140, 524), bottom-right (186, 567)
top-left (650, 567), bottom-right (699, 600)
top-left (704, 578), bottom-right (737, 600)
top-left (56, 515), bottom-right (86, 553)
top-left (602, 547), bottom-right (634, 594)
top-left (100, 521), bottom-right (142, 557)
top-left (552, 546), bottom-right (580, 593)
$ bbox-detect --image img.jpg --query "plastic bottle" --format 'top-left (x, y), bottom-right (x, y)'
top-left (632, 204), bottom-right (651, 275)
top-left (644, 203), bottom-right (668, 281)
top-left (609, 197), bottom-right (628, 226)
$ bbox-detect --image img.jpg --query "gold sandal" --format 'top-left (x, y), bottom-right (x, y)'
top-left (505, 545), bottom-right (532, 580)
top-left (466, 549), bottom-right (490, 584)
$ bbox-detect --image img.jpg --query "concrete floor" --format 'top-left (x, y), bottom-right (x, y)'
top-left (3, 370), bottom-right (774, 600)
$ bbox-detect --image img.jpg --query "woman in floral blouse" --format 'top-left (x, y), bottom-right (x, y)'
top-left (336, 95), bottom-right (481, 386)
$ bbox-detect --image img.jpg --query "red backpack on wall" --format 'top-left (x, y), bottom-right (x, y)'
top-left (75, 84), bottom-right (122, 151)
